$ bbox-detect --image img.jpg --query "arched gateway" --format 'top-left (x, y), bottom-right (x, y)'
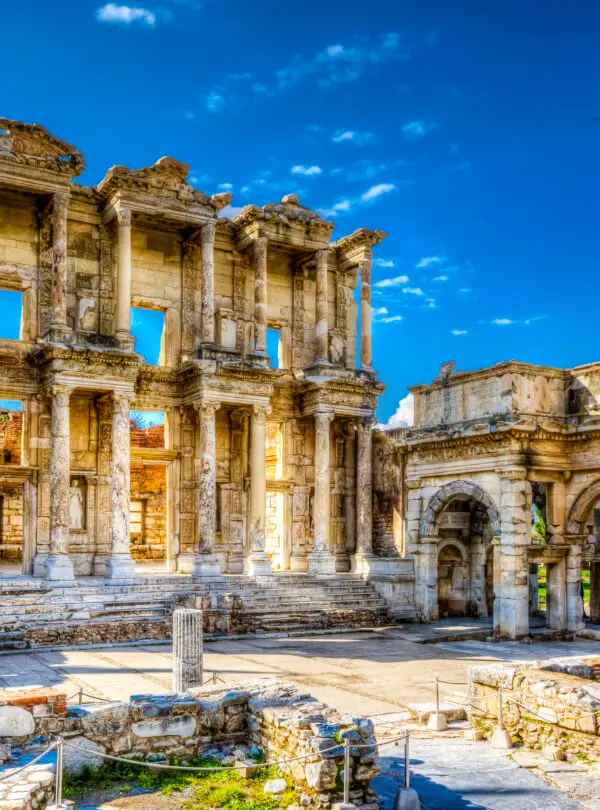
top-left (415, 480), bottom-right (501, 622)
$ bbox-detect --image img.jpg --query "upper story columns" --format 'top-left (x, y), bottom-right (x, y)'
top-left (359, 257), bottom-right (372, 370)
top-left (200, 221), bottom-right (216, 344)
top-left (253, 237), bottom-right (268, 354)
top-left (315, 249), bottom-right (330, 364)
top-left (115, 206), bottom-right (132, 338)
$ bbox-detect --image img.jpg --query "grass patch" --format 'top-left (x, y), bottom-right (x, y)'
top-left (63, 754), bottom-right (297, 809)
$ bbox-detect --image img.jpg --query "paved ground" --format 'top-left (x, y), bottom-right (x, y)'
top-left (2, 621), bottom-right (599, 808)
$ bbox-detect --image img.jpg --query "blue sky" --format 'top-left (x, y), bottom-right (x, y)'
top-left (2, 1), bottom-right (599, 424)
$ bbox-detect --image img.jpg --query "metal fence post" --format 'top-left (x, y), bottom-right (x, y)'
top-left (78, 687), bottom-right (83, 706)
top-left (55, 737), bottom-right (64, 806)
top-left (343, 737), bottom-right (350, 805)
top-left (404, 731), bottom-right (410, 790)
top-left (498, 689), bottom-right (503, 731)
top-left (435, 676), bottom-right (439, 715)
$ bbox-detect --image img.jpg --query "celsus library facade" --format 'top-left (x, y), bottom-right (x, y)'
top-left (0, 117), bottom-right (598, 644)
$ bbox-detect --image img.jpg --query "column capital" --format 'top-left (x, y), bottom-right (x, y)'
top-left (53, 192), bottom-right (70, 215)
top-left (194, 400), bottom-right (221, 418)
top-left (314, 407), bottom-right (335, 425)
top-left (113, 391), bottom-right (135, 412)
top-left (315, 248), bottom-right (331, 262)
top-left (252, 403), bottom-right (271, 421)
top-left (498, 468), bottom-right (528, 481)
top-left (50, 383), bottom-right (72, 400)
top-left (116, 206), bottom-right (132, 226)
top-left (359, 414), bottom-right (377, 431)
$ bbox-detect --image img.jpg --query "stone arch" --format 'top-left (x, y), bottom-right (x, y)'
top-left (567, 479), bottom-right (600, 534)
top-left (438, 537), bottom-right (468, 563)
top-left (419, 480), bottom-right (501, 538)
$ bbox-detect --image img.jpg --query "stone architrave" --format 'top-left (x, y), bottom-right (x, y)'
top-left (314, 249), bottom-right (330, 364)
top-left (200, 220), bottom-right (216, 344)
top-left (352, 417), bottom-right (375, 573)
top-left (247, 404), bottom-right (273, 576)
top-left (172, 608), bottom-right (203, 691)
top-left (106, 392), bottom-right (136, 580)
top-left (309, 408), bottom-right (337, 576)
top-left (253, 237), bottom-right (268, 354)
top-left (115, 206), bottom-right (132, 338)
top-left (359, 257), bottom-right (372, 370)
top-left (50, 192), bottom-right (71, 337)
top-left (46, 384), bottom-right (75, 582)
top-left (193, 401), bottom-right (222, 578)
top-left (494, 472), bottom-right (530, 639)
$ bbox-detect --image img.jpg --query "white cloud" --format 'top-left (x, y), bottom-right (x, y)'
top-left (377, 315), bottom-right (404, 324)
top-left (451, 329), bottom-right (468, 336)
top-left (402, 286), bottom-right (424, 296)
top-left (96, 3), bottom-right (156, 24)
top-left (385, 393), bottom-right (414, 428)
top-left (218, 182), bottom-right (233, 190)
top-left (252, 83), bottom-right (269, 94)
top-left (375, 258), bottom-right (395, 268)
top-left (374, 275), bottom-right (409, 288)
top-left (291, 165), bottom-right (322, 176)
top-left (372, 306), bottom-right (388, 316)
top-left (205, 90), bottom-right (225, 112)
top-left (361, 183), bottom-right (395, 201)
top-left (332, 130), bottom-right (376, 145)
top-left (492, 318), bottom-right (513, 325)
top-left (433, 275), bottom-right (448, 282)
top-left (220, 205), bottom-right (246, 219)
top-left (524, 314), bottom-right (549, 325)
top-left (317, 200), bottom-right (352, 217)
top-left (276, 32), bottom-right (405, 90)
top-left (402, 120), bottom-right (439, 139)
top-left (457, 287), bottom-right (472, 293)
top-left (415, 255), bottom-right (443, 268)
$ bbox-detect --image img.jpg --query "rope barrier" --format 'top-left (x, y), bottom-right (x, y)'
top-left (0, 741), bottom-right (59, 782)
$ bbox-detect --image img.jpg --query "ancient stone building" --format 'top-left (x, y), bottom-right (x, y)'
top-left (376, 360), bottom-right (600, 639)
top-left (0, 116), bottom-right (407, 632)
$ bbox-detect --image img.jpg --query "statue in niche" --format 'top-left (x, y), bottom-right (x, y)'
top-left (69, 479), bottom-right (85, 530)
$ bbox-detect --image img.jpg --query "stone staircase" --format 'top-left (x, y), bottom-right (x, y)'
top-left (0, 573), bottom-right (416, 650)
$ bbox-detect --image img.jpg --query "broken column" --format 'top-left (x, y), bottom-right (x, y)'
top-left (172, 608), bottom-right (203, 692)
top-left (46, 384), bottom-right (75, 582)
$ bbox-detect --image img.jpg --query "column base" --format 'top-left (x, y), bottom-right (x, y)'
top-left (176, 553), bottom-right (195, 574)
top-left (116, 330), bottom-right (136, 351)
top-left (351, 553), bottom-right (403, 576)
top-left (45, 554), bottom-right (75, 583)
top-left (308, 552), bottom-right (337, 577)
top-left (192, 554), bottom-right (222, 579)
top-left (247, 552), bottom-right (273, 577)
top-left (105, 554), bottom-right (136, 580)
top-left (289, 553), bottom-right (309, 573)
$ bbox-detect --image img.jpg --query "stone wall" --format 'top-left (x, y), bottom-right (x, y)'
top-left (0, 482), bottom-right (23, 560)
top-left (468, 660), bottom-right (600, 761)
top-left (130, 463), bottom-right (167, 560)
top-left (0, 409), bottom-right (22, 464)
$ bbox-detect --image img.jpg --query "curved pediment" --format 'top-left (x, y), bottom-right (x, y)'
top-left (0, 118), bottom-right (85, 176)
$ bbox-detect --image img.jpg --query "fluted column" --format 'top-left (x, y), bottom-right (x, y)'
top-left (106, 392), bottom-right (136, 579)
top-left (172, 608), bottom-right (203, 691)
top-left (253, 237), bottom-right (268, 354)
top-left (50, 193), bottom-right (71, 338)
top-left (309, 408), bottom-right (337, 576)
top-left (359, 258), bottom-right (372, 370)
top-left (352, 417), bottom-right (375, 572)
top-left (200, 221), bottom-right (216, 344)
top-left (315, 249), bottom-right (330, 364)
top-left (115, 207), bottom-right (132, 338)
top-left (46, 384), bottom-right (75, 581)
top-left (247, 404), bottom-right (272, 576)
top-left (193, 401), bottom-right (222, 577)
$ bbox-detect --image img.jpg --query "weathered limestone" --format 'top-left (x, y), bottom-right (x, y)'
top-left (193, 401), bottom-right (222, 578)
top-left (200, 221), bottom-right (216, 344)
top-left (309, 408), bottom-right (336, 575)
top-left (253, 237), bottom-right (267, 354)
top-left (248, 405), bottom-right (272, 576)
top-left (50, 193), bottom-right (70, 338)
top-left (172, 608), bottom-right (203, 691)
top-left (352, 417), bottom-right (375, 573)
top-left (314, 249), bottom-right (329, 364)
top-left (106, 392), bottom-right (136, 580)
top-left (115, 206), bottom-right (132, 338)
top-left (46, 385), bottom-right (75, 582)
top-left (359, 258), bottom-right (372, 370)
top-left (495, 473), bottom-right (530, 639)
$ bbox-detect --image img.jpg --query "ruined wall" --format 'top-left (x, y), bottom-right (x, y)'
top-left (130, 464), bottom-right (167, 560)
top-left (372, 432), bottom-right (403, 557)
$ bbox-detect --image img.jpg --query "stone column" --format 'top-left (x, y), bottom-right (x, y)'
top-left (414, 539), bottom-right (439, 622)
top-left (314, 249), bottom-right (329, 364)
top-left (547, 557), bottom-right (567, 631)
top-left (309, 408), bottom-right (336, 576)
top-left (46, 384), bottom-right (75, 582)
top-left (495, 472), bottom-right (530, 639)
top-left (50, 193), bottom-right (71, 337)
top-left (590, 561), bottom-right (600, 623)
top-left (247, 405), bottom-right (272, 576)
top-left (193, 401), bottom-right (222, 578)
top-left (115, 206), bottom-right (132, 338)
top-left (106, 392), bottom-right (136, 579)
top-left (172, 608), bottom-right (203, 691)
top-left (253, 237), bottom-right (268, 354)
top-left (529, 563), bottom-right (539, 614)
top-left (352, 417), bottom-right (375, 573)
top-left (470, 542), bottom-right (488, 617)
top-left (359, 258), bottom-right (372, 370)
top-left (566, 544), bottom-right (584, 631)
top-left (200, 221), bottom-right (216, 344)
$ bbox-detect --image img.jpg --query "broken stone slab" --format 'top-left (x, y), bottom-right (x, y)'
top-left (511, 750), bottom-right (545, 769)
top-left (131, 714), bottom-right (196, 738)
top-left (263, 778), bottom-right (287, 794)
top-left (407, 702), bottom-right (465, 724)
top-left (540, 761), bottom-right (590, 773)
top-left (0, 707), bottom-right (35, 738)
top-left (63, 737), bottom-right (105, 776)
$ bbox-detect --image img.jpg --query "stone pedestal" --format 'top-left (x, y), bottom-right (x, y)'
top-left (172, 608), bottom-right (203, 692)
top-left (107, 392), bottom-right (136, 580)
top-left (193, 401), bottom-right (222, 579)
top-left (308, 548), bottom-right (337, 576)
top-left (248, 405), bottom-right (272, 576)
top-left (47, 384), bottom-right (74, 583)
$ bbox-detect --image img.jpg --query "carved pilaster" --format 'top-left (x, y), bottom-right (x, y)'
top-left (106, 391), bottom-right (136, 579)
top-left (253, 237), bottom-right (268, 354)
top-left (47, 383), bottom-right (74, 581)
top-left (181, 240), bottom-right (197, 356)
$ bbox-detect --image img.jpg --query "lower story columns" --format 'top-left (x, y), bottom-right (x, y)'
top-left (352, 417), bottom-right (376, 574)
top-left (46, 384), bottom-right (75, 582)
top-left (247, 405), bottom-right (272, 576)
top-left (193, 401), bottom-right (222, 578)
top-left (106, 392), bottom-right (136, 580)
top-left (309, 408), bottom-right (336, 576)
top-left (494, 473), bottom-right (530, 639)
